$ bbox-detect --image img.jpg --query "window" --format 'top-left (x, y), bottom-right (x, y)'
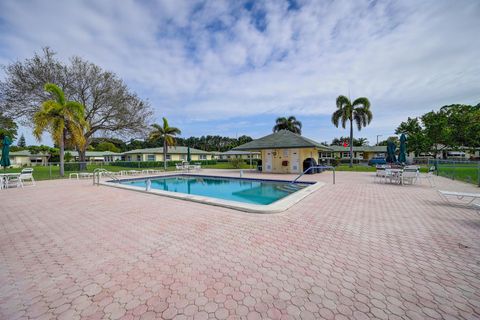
top-left (283, 149), bottom-right (289, 157)
top-left (199, 155), bottom-right (207, 160)
top-left (147, 154), bottom-right (155, 161)
top-left (342, 152), bottom-right (350, 158)
top-left (165, 155), bottom-right (171, 160)
top-left (136, 155), bottom-right (142, 161)
top-left (180, 155), bottom-right (186, 160)
top-left (320, 152), bottom-right (332, 158)
top-left (127, 156), bottom-right (131, 161)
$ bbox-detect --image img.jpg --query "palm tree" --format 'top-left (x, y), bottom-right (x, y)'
top-left (33, 83), bottom-right (87, 176)
top-left (331, 95), bottom-right (372, 167)
top-left (149, 117), bottom-right (182, 170)
top-left (273, 116), bottom-right (302, 134)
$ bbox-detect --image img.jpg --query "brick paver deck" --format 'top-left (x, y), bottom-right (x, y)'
top-left (1, 170), bottom-right (479, 319)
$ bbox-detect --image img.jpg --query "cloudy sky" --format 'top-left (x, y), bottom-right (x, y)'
top-left (1, 0), bottom-right (479, 145)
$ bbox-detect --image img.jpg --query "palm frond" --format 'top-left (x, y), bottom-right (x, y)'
top-left (352, 97), bottom-right (371, 109)
top-left (44, 83), bottom-right (65, 106)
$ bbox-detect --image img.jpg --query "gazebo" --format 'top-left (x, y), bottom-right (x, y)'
top-left (233, 130), bottom-right (331, 174)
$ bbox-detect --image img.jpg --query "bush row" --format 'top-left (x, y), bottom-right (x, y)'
top-left (108, 160), bottom-right (218, 168)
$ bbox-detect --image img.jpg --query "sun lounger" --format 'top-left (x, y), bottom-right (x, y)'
top-left (438, 190), bottom-right (480, 205)
top-left (20, 168), bottom-right (35, 186)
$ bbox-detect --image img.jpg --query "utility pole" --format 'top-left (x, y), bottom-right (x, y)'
top-left (376, 135), bottom-right (382, 145)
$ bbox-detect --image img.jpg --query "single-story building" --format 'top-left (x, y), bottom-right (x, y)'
top-left (233, 130), bottom-right (332, 174)
top-left (215, 150), bottom-right (261, 160)
top-left (65, 151), bottom-right (123, 162)
top-left (0, 150), bottom-right (49, 167)
top-left (122, 146), bottom-right (215, 162)
top-left (321, 145), bottom-right (387, 162)
top-left (408, 145), bottom-right (480, 161)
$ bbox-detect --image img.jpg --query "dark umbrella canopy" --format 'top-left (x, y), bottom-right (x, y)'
top-left (386, 140), bottom-right (397, 163)
top-left (187, 146), bottom-right (191, 162)
top-left (398, 134), bottom-right (407, 163)
top-left (1, 136), bottom-right (12, 169)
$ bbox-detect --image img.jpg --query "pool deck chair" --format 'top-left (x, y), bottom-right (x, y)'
top-left (438, 190), bottom-right (480, 205)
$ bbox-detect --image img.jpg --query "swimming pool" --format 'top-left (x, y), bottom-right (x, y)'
top-left (102, 174), bottom-right (323, 213)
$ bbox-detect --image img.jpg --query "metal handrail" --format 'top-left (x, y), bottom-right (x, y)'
top-left (291, 165), bottom-right (335, 184)
top-left (93, 168), bottom-right (119, 185)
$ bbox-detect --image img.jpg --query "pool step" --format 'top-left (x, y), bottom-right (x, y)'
top-left (277, 184), bottom-right (303, 193)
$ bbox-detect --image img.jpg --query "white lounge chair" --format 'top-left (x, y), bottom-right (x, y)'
top-left (438, 190), bottom-right (480, 205)
top-left (20, 168), bottom-right (36, 186)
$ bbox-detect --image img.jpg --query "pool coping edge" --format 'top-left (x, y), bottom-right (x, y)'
top-left (99, 173), bottom-right (325, 214)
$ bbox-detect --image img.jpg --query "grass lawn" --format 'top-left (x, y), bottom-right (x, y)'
top-left (1, 162), bottom-right (256, 181)
top-left (437, 163), bottom-right (479, 185)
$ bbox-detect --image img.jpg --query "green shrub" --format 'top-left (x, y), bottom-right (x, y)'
top-left (64, 163), bottom-right (84, 171)
top-left (229, 158), bottom-right (244, 169)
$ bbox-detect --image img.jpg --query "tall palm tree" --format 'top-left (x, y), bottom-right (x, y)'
top-left (273, 116), bottom-right (302, 134)
top-left (149, 117), bottom-right (182, 170)
top-left (331, 95), bottom-right (372, 167)
top-left (33, 83), bottom-right (87, 176)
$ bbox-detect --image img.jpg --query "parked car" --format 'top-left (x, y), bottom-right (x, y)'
top-left (368, 157), bottom-right (387, 166)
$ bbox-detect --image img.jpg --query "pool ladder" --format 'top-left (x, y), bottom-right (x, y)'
top-left (93, 168), bottom-right (120, 186)
top-left (291, 165), bottom-right (335, 184)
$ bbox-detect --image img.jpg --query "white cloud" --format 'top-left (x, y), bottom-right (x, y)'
top-left (0, 0), bottom-right (479, 145)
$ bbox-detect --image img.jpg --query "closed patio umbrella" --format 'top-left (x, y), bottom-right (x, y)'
top-left (398, 134), bottom-right (407, 164)
top-left (187, 146), bottom-right (191, 163)
top-left (1, 136), bottom-right (11, 171)
top-left (386, 140), bottom-right (397, 164)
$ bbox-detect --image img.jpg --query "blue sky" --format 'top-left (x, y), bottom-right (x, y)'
top-left (1, 0), bottom-right (479, 146)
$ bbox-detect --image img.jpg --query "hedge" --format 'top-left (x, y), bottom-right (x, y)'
top-left (109, 160), bottom-right (217, 168)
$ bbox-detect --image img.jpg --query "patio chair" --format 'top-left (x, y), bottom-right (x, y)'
top-left (401, 169), bottom-right (418, 185)
top-left (6, 175), bottom-right (23, 188)
top-left (384, 169), bottom-right (401, 184)
top-left (418, 170), bottom-right (436, 187)
top-left (20, 168), bottom-right (35, 186)
top-left (175, 163), bottom-right (184, 172)
top-left (374, 167), bottom-right (386, 183)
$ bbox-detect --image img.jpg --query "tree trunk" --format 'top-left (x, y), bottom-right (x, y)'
top-left (79, 147), bottom-right (87, 171)
top-left (163, 140), bottom-right (167, 170)
top-left (59, 130), bottom-right (65, 177)
top-left (349, 119), bottom-right (354, 168)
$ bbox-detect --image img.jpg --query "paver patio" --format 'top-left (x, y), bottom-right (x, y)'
top-left (1, 170), bottom-right (479, 319)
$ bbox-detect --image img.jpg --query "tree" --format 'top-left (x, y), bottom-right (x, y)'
top-left (395, 117), bottom-right (428, 156)
top-left (378, 136), bottom-right (399, 146)
top-left (0, 114), bottom-right (18, 141)
top-left (421, 110), bottom-right (449, 159)
top-left (331, 95), bottom-right (373, 167)
top-left (0, 48), bottom-right (152, 166)
top-left (96, 141), bottom-right (121, 153)
top-left (273, 116), bottom-right (302, 134)
top-left (90, 137), bottom-right (127, 152)
top-left (33, 83), bottom-right (87, 177)
top-left (17, 134), bottom-right (26, 148)
top-left (331, 136), bottom-right (369, 146)
top-left (149, 118), bottom-right (181, 170)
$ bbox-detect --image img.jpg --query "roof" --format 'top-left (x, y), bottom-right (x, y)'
top-left (233, 130), bottom-right (331, 151)
top-left (123, 146), bottom-right (212, 155)
top-left (329, 145), bottom-right (387, 152)
top-left (65, 151), bottom-right (122, 157)
top-left (1, 150), bottom-right (49, 157)
top-left (220, 150), bottom-right (261, 155)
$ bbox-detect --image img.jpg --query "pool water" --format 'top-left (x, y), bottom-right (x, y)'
top-left (118, 175), bottom-right (310, 205)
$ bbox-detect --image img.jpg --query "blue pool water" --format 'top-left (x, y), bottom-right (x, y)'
top-left (117, 175), bottom-right (310, 205)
